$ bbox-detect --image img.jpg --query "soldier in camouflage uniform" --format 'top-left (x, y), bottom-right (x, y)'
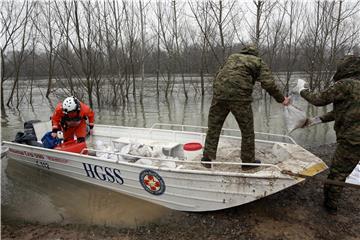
top-left (298, 55), bottom-right (360, 214)
top-left (202, 45), bottom-right (289, 169)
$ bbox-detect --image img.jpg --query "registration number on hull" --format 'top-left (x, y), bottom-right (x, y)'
top-left (35, 160), bottom-right (50, 169)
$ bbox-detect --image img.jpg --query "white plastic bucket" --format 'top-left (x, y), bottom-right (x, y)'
top-left (183, 142), bottom-right (203, 161)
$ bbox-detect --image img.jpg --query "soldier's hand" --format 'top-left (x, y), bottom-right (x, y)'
top-left (282, 96), bottom-right (290, 106)
top-left (303, 116), bottom-right (322, 128)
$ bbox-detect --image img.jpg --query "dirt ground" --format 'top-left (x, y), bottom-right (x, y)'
top-left (2, 144), bottom-right (359, 240)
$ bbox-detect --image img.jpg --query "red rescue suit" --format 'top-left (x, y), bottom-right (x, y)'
top-left (51, 101), bottom-right (95, 142)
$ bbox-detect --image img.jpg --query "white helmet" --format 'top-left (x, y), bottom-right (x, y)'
top-left (62, 96), bottom-right (80, 113)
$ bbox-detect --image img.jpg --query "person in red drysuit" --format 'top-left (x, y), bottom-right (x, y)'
top-left (51, 96), bottom-right (95, 143)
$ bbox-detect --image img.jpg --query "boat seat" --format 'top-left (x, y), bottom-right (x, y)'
top-left (112, 137), bottom-right (181, 156)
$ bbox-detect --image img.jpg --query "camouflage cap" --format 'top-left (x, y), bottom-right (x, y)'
top-left (239, 44), bottom-right (259, 57)
top-left (333, 55), bottom-right (360, 81)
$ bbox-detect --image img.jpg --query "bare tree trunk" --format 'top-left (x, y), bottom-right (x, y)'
top-left (254, 0), bottom-right (263, 47)
top-left (7, 1), bottom-right (32, 107)
top-left (209, 0), bottom-right (227, 62)
top-left (155, 1), bottom-right (174, 98)
top-left (283, 1), bottom-right (305, 95)
top-left (172, 0), bottom-right (188, 99)
top-left (308, 1), bottom-right (320, 90)
top-left (200, 11), bottom-right (208, 97)
top-left (53, 1), bottom-right (76, 95)
top-left (123, 1), bottom-right (137, 99)
top-left (0, 49), bottom-right (6, 116)
top-left (139, 0), bottom-right (146, 102)
top-left (189, 1), bottom-right (221, 65)
top-left (249, 1), bottom-right (277, 49)
top-left (44, 1), bottom-right (54, 98)
top-left (326, 0), bottom-right (343, 88)
top-left (200, 45), bottom-right (205, 96)
top-left (70, 0), bottom-right (96, 108)
top-left (1, 0), bottom-right (29, 114)
top-left (30, 35), bottom-right (36, 105)
top-left (156, 14), bottom-right (160, 96)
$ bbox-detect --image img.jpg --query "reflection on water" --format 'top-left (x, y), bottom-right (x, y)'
top-left (2, 160), bottom-right (172, 226)
top-left (1, 87), bottom-right (336, 227)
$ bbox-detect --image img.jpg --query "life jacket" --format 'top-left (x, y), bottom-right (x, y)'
top-left (51, 101), bottom-right (95, 131)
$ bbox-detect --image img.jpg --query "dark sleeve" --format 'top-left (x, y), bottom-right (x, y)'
top-left (319, 111), bottom-right (335, 123)
top-left (257, 60), bottom-right (285, 103)
top-left (300, 81), bottom-right (349, 106)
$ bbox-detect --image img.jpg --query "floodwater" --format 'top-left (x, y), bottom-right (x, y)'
top-left (1, 80), bottom-right (335, 227)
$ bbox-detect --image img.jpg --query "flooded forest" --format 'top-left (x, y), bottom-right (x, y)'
top-left (1, 1), bottom-right (360, 240)
top-left (1, 0), bottom-right (360, 114)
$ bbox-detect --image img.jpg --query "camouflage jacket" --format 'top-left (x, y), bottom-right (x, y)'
top-left (212, 53), bottom-right (285, 103)
top-left (301, 78), bottom-right (360, 145)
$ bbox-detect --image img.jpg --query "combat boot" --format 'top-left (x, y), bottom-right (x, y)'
top-left (241, 159), bottom-right (261, 171)
top-left (323, 198), bottom-right (338, 215)
top-left (201, 155), bottom-right (212, 169)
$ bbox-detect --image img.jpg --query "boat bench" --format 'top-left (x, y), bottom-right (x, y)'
top-left (112, 137), bottom-right (182, 157)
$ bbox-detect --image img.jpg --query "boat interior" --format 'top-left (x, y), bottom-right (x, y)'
top-left (32, 122), bottom-right (308, 173)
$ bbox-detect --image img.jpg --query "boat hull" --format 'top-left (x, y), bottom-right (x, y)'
top-left (4, 141), bottom-right (302, 212)
top-left (3, 123), bottom-right (327, 212)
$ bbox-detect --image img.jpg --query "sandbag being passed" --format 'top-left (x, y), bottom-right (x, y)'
top-left (283, 105), bottom-right (307, 133)
top-left (346, 162), bottom-right (360, 186)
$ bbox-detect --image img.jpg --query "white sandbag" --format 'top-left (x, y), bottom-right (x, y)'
top-left (284, 105), bottom-right (307, 133)
top-left (135, 158), bottom-right (153, 166)
top-left (346, 162), bottom-right (360, 185)
top-left (120, 144), bottom-right (140, 160)
top-left (95, 140), bottom-right (112, 158)
top-left (129, 144), bottom-right (152, 157)
top-left (151, 146), bottom-right (166, 158)
top-left (94, 140), bottom-right (124, 162)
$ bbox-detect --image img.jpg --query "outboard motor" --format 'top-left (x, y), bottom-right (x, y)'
top-left (24, 120), bottom-right (40, 137)
top-left (14, 120), bottom-right (43, 147)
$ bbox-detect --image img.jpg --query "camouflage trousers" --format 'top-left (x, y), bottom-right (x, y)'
top-left (324, 143), bottom-right (360, 209)
top-left (204, 99), bottom-right (255, 163)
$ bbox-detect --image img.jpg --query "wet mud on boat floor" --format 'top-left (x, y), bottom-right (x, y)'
top-left (187, 138), bottom-right (279, 172)
top-left (2, 144), bottom-right (359, 240)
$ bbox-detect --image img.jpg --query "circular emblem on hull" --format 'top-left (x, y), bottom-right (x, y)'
top-left (139, 169), bottom-right (165, 195)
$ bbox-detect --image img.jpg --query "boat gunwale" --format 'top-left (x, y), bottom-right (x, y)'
top-left (95, 123), bottom-right (297, 145)
top-left (149, 123), bottom-right (297, 144)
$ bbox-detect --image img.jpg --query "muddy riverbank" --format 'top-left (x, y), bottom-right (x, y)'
top-left (2, 143), bottom-right (359, 240)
